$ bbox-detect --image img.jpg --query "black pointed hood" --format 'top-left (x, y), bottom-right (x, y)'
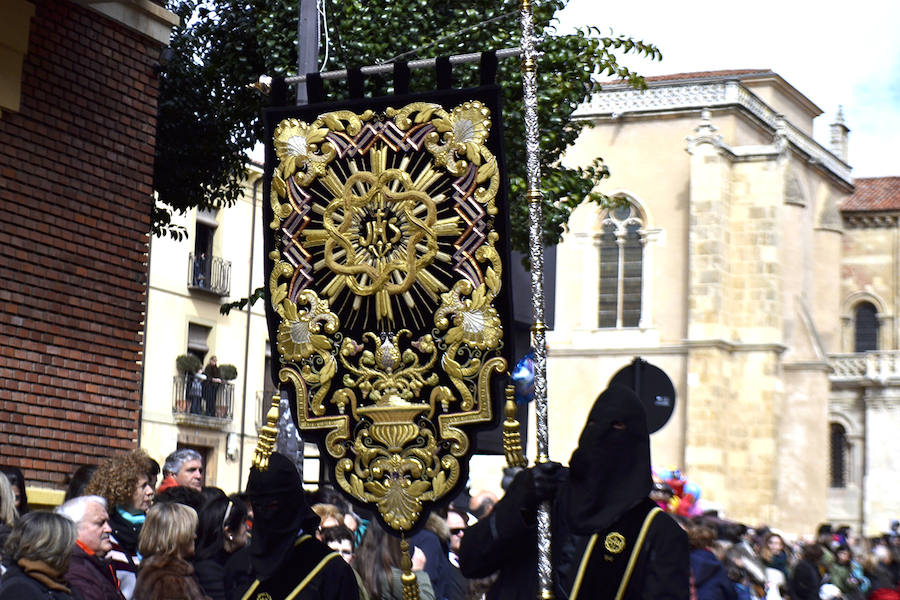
top-left (245, 452), bottom-right (317, 580)
top-left (559, 384), bottom-right (653, 534)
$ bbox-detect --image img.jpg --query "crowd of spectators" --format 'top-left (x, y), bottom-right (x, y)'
top-left (680, 514), bottom-right (900, 600)
top-left (0, 451), bottom-right (899, 600)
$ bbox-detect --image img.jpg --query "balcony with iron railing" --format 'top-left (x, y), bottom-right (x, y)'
top-left (829, 351), bottom-right (900, 383)
top-left (172, 375), bottom-right (234, 428)
top-left (187, 252), bottom-right (232, 297)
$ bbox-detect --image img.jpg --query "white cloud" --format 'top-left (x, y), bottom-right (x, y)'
top-left (554, 0), bottom-right (900, 177)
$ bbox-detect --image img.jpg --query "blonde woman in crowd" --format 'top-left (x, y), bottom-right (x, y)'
top-left (313, 503), bottom-right (345, 538)
top-left (134, 502), bottom-right (209, 600)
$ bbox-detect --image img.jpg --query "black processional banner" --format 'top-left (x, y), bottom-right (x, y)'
top-left (261, 55), bottom-right (513, 534)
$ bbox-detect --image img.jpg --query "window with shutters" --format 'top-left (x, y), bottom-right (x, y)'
top-left (598, 200), bottom-right (644, 328)
top-left (854, 302), bottom-right (879, 353)
top-left (830, 422), bottom-right (848, 488)
top-left (186, 323), bottom-right (211, 363)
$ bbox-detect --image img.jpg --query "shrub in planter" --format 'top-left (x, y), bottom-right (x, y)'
top-left (176, 353), bottom-right (202, 374)
top-left (219, 364), bottom-right (238, 381)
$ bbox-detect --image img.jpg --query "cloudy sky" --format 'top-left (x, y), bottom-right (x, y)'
top-left (554, 0), bottom-right (900, 178)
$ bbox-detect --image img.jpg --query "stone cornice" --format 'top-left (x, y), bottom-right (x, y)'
top-left (575, 81), bottom-right (852, 186)
top-left (864, 393), bottom-right (900, 410)
top-left (683, 339), bottom-right (788, 354)
top-left (75, 0), bottom-right (179, 45)
top-left (783, 360), bottom-right (832, 373)
top-left (548, 339), bottom-right (787, 357)
top-left (548, 345), bottom-right (688, 358)
top-left (843, 213), bottom-right (900, 228)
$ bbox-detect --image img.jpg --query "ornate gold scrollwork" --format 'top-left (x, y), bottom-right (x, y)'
top-left (265, 99), bottom-right (507, 533)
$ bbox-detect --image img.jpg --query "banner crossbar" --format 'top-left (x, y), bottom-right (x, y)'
top-left (256, 47), bottom-right (521, 88)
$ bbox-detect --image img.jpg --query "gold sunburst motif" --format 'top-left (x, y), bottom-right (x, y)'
top-left (316, 169), bottom-right (450, 324)
top-left (267, 100), bottom-right (507, 534)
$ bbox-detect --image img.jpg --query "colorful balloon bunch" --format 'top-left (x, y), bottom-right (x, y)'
top-left (653, 468), bottom-right (703, 517)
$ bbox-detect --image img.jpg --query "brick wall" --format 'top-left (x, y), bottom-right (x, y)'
top-left (0, 0), bottom-right (163, 489)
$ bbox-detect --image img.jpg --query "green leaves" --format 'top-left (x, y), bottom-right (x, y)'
top-left (155, 0), bottom-right (660, 257)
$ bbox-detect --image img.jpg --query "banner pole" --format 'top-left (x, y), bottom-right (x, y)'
top-left (518, 1), bottom-right (552, 599)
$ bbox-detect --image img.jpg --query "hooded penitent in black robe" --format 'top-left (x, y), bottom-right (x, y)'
top-left (236, 453), bottom-right (360, 600)
top-left (458, 384), bottom-right (690, 600)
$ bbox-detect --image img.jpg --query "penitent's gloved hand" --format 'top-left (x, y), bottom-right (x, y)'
top-left (518, 461), bottom-right (565, 515)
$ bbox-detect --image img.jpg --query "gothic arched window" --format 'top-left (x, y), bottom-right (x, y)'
top-left (830, 422), bottom-right (848, 488)
top-left (854, 302), bottom-right (879, 353)
top-left (598, 200), bottom-right (644, 328)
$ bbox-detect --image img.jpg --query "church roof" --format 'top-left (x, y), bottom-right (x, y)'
top-left (600, 69), bottom-right (823, 118)
top-left (640, 69), bottom-right (771, 83)
top-left (842, 177), bottom-right (900, 211)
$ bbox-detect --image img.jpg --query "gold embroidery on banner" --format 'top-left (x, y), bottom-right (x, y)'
top-left (269, 100), bottom-right (505, 533)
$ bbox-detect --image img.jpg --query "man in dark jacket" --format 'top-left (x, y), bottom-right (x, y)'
top-left (458, 384), bottom-right (690, 599)
top-left (409, 514), bottom-right (466, 600)
top-left (56, 495), bottom-right (125, 600)
top-left (237, 452), bottom-right (360, 600)
top-left (790, 543), bottom-right (823, 600)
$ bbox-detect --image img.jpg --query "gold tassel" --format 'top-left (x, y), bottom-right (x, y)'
top-left (400, 539), bottom-right (420, 600)
top-left (251, 393), bottom-right (281, 471)
top-left (502, 385), bottom-right (527, 468)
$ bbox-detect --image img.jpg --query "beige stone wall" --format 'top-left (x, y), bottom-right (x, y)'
top-left (727, 160), bottom-right (783, 343)
top-left (777, 367), bottom-right (830, 534)
top-left (551, 77), bottom-right (851, 533)
top-left (862, 388), bottom-right (900, 536)
top-left (841, 222), bottom-right (897, 351)
top-left (813, 227), bottom-right (844, 353)
top-left (834, 214), bottom-right (900, 535)
top-left (685, 347), bottom-right (782, 524)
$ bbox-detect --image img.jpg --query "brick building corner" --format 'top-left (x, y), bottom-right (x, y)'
top-left (0, 0), bottom-right (177, 505)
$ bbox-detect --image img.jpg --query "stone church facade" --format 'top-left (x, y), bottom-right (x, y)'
top-left (830, 176), bottom-right (900, 536)
top-left (548, 70), bottom-right (898, 536)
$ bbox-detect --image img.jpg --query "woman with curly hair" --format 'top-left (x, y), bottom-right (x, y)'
top-left (85, 450), bottom-right (155, 600)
